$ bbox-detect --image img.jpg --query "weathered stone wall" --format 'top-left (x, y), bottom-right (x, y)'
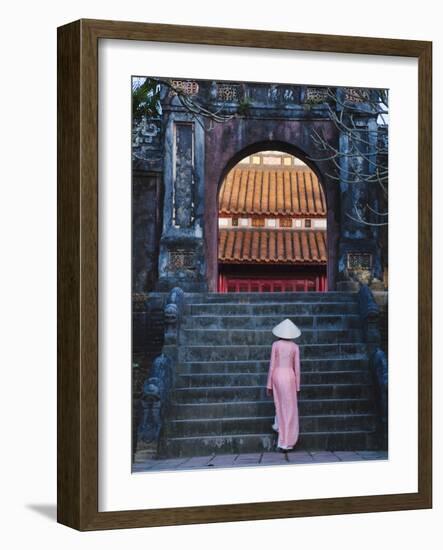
top-left (132, 172), bottom-right (163, 293)
top-left (373, 291), bottom-right (388, 354)
top-left (132, 111), bottom-right (165, 374)
top-left (132, 294), bottom-right (167, 458)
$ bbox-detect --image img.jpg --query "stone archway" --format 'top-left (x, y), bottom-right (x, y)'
top-left (204, 136), bottom-right (340, 292)
top-left (148, 80), bottom-right (384, 294)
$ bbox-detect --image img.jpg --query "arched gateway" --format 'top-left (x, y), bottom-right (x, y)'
top-left (132, 79), bottom-right (385, 295)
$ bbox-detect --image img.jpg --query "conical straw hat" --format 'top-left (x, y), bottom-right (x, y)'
top-left (272, 318), bottom-right (301, 339)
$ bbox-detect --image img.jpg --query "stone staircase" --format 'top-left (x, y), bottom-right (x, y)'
top-left (158, 292), bottom-right (380, 458)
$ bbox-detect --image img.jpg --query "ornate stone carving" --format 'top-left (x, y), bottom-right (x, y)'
top-left (164, 302), bottom-right (178, 324)
top-left (169, 80), bottom-right (199, 96)
top-left (347, 253), bottom-right (372, 270)
top-left (163, 286), bottom-right (185, 346)
top-left (345, 88), bottom-right (370, 103)
top-left (305, 87), bottom-right (329, 103)
top-left (136, 287), bottom-right (185, 454)
top-left (341, 253), bottom-right (374, 286)
top-left (217, 84), bottom-right (240, 102)
top-left (137, 354), bottom-right (173, 447)
top-left (168, 249), bottom-right (196, 271)
top-left (132, 116), bottom-right (160, 147)
top-left (132, 116), bottom-right (161, 161)
top-left (268, 85), bottom-right (296, 103)
top-left (173, 122), bottom-right (195, 227)
top-left (357, 284), bottom-right (381, 347)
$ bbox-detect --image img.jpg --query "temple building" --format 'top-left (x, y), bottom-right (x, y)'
top-left (218, 152), bottom-right (328, 292)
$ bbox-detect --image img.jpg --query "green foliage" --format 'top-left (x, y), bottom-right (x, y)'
top-left (132, 78), bottom-right (162, 119)
top-left (237, 97), bottom-right (252, 116)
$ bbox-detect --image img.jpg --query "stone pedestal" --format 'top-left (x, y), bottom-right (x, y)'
top-left (157, 236), bottom-right (208, 292)
top-left (336, 280), bottom-right (360, 292)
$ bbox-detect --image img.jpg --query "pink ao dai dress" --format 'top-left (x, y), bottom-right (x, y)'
top-left (266, 339), bottom-right (301, 450)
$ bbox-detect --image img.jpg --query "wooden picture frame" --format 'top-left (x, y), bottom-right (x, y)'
top-left (57, 19), bottom-right (432, 530)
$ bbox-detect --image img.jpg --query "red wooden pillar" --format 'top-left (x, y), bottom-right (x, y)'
top-left (218, 273), bottom-right (227, 293)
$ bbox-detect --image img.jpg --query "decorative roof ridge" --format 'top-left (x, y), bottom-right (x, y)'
top-left (219, 227), bottom-right (327, 231)
top-left (233, 164), bottom-right (314, 172)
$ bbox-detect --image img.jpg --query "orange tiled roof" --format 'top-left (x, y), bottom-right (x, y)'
top-left (218, 229), bottom-right (327, 264)
top-left (219, 166), bottom-right (326, 217)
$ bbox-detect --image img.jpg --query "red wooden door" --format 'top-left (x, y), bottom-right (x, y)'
top-left (218, 274), bottom-right (327, 293)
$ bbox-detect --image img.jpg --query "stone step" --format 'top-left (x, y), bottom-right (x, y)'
top-left (175, 370), bottom-right (370, 388)
top-left (169, 413), bottom-right (376, 435)
top-left (181, 328), bottom-right (363, 346)
top-left (178, 356), bottom-right (369, 374)
top-left (159, 430), bottom-right (379, 457)
top-left (187, 302), bottom-right (360, 316)
top-left (184, 291), bottom-right (358, 304)
top-left (170, 398), bottom-right (374, 419)
top-left (181, 343), bottom-right (367, 362)
top-left (186, 314), bottom-right (362, 330)
top-left (172, 383), bottom-right (373, 403)
top-left (153, 290), bottom-right (381, 458)
top-left (164, 413), bottom-right (377, 437)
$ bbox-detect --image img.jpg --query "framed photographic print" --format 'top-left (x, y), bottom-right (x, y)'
top-left (57, 19), bottom-right (432, 530)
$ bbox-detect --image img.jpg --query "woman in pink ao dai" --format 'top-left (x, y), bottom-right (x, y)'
top-left (266, 319), bottom-right (302, 451)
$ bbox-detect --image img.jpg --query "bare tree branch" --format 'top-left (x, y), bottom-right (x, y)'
top-left (347, 206), bottom-right (388, 227)
top-left (309, 87), bottom-right (388, 227)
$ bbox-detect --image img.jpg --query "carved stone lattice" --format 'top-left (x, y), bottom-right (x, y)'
top-left (347, 253), bottom-right (372, 270)
top-left (217, 84), bottom-right (240, 102)
top-left (168, 250), bottom-right (196, 271)
top-left (169, 80), bottom-right (199, 96)
top-left (345, 88), bottom-right (370, 103)
top-left (305, 87), bottom-right (328, 103)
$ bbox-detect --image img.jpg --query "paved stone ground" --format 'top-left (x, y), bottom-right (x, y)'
top-left (132, 449), bottom-right (388, 472)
